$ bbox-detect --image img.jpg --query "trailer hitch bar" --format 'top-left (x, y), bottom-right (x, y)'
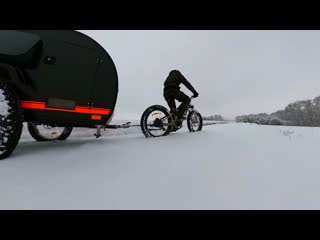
top-left (104, 122), bottom-right (133, 129)
top-left (94, 122), bottom-right (141, 138)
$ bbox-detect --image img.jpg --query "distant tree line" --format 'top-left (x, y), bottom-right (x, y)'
top-left (236, 96), bottom-right (320, 127)
top-left (203, 115), bottom-right (225, 121)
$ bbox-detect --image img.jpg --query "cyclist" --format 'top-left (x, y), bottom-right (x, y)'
top-left (163, 70), bottom-right (199, 126)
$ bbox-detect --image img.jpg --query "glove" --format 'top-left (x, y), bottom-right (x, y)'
top-left (193, 92), bottom-right (199, 98)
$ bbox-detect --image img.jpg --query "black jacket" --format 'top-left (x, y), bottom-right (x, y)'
top-left (164, 70), bottom-right (197, 95)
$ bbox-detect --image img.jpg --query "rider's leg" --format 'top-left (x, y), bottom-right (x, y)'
top-left (165, 98), bottom-right (180, 127)
top-left (164, 92), bottom-right (181, 130)
top-left (166, 98), bottom-right (176, 113)
top-left (164, 89), bottom-right (178, 113)
top-left (176, 91), bottom-right (191, 119)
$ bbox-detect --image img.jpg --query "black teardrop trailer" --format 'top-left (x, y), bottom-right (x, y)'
top-left (0, 30), bottom-right (121, 160)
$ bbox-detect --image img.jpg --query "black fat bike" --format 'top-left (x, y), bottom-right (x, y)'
top-left (140, 96), bottom-right (203, 138)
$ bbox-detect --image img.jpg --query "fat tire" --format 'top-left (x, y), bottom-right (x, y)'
top-left (140, 105), bottom-right (171, 138)
top-left (187, 111), bottom-right (203, 132)
top-left (0, 78), bottom-right (23, 160)
top-left (27, 123), bottom-right (73, 142)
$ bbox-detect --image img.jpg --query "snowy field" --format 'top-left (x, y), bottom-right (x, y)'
top-left (1, 121), bottom-right (320, 209)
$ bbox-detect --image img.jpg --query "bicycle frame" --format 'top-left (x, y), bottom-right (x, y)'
top-left (161, 96), bottom-right (196, 130)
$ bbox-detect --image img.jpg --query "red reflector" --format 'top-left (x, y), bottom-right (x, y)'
top-left (91, 115), bottom-right (102, 120)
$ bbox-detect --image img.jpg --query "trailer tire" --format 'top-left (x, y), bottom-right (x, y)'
top-left (0, 78), bottom-right (23, 160)
top-left (27, 123), bottom-right (73, 142)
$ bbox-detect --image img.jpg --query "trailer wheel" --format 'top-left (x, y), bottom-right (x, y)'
top-left (27, 123), bottom-right (73, 142)
top-left (0, 78), bottom-right (23, 160)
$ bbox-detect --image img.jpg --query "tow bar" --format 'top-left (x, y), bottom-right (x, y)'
top-left (94, 122), bottom-right (138, 138)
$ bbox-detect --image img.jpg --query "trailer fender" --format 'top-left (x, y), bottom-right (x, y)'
top-left (0, 63), bottom-right (37, 99)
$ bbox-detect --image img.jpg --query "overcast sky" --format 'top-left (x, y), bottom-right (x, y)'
top-left (79, 30), bottom-right (320, 120)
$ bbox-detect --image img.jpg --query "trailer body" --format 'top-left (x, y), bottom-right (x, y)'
top-left (0, 30), bottom-right (119, 128)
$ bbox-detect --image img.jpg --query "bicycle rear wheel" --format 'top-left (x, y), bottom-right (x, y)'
top-left (140, 105), bottom-right (172, 138)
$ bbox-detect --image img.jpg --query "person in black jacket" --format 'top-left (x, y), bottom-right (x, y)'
top-left (163, 70), bottom-right (199, 124)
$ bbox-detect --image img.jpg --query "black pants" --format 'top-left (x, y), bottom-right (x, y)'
top-left (164, 89), bottom-right (191, 118)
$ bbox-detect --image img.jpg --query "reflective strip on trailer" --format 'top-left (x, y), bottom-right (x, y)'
top-left (21, 101), bottom-right (110, 115)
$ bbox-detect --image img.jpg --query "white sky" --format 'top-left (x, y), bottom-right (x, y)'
top-left (79, 30), bottom-right (320, 120)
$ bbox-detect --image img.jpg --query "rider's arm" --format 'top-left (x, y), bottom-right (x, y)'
top-left (177, 71), bottom-right (198, 96)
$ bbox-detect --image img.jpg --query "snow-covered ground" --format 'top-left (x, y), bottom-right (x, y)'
top-left (1, 121), bottom-right (320, 210)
